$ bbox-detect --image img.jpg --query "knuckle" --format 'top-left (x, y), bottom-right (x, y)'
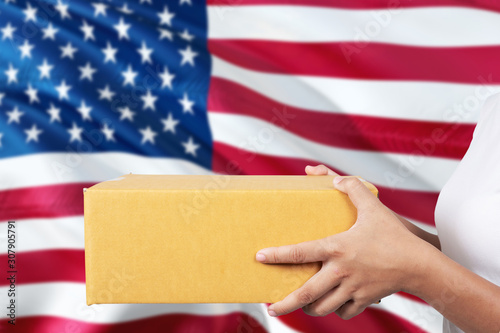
top-left (336, 309), bottom-right (348, 320)
top-left (323, 239), bottom-right (339, 257)
top-left (342, 313), bottom-right (353, 320)
top-left (337, 308), bottom-right (352, 320)
top-left (290, 246), bottom-right (305, 263)
top-left (297, 290), bottom-right (314, 305)
top-left (346, 177), bottom-right (363, 191)
top-left (303, 303), bottom-right (326, 317)
top-left (313, 307), bottom-right (330, 317)
top-left (331, 265), bottom-right (347, 279)
top-left (269, 247), bottom-right (280, 263)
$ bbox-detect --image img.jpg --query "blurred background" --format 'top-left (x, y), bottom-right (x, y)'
top-left (1, 0), bottom-right (498, 332)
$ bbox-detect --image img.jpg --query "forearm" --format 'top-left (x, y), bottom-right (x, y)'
top-left (392, 212), bottom-right (441, 250)
top-left (407, 244), bottom-right (500, 333)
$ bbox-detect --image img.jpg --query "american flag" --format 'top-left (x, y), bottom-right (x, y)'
top-left (1, 0), bottom-right (498, 332)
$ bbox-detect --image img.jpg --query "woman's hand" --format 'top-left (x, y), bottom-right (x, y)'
top-left (304, 164), bottom-right (339, 177)
top-left (256, 168), bottom-right (434, 319)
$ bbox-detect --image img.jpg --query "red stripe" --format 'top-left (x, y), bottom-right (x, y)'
top-left (209, 77), bottom-right (473, 159)
top-left (207, 0), bottom-right (500, 13)
top-left (209, 39), bottom-right (500, 84)
top-left (0, 182), bottom-right (93, 221)
top-left (5, 313), bottom-right (268, 333)
top-left (1, 249), bottom-right (84, 286)
top-left (212, 141), bottom-right (439, 225)
top-left (278, 306), bottom-right (428, 333)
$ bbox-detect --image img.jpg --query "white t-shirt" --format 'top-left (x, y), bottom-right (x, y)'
top-left (435, 93), bottom-right (500, 333)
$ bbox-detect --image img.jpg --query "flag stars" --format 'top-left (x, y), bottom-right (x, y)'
top-left (117, 3), bottom-right (133, 15)
top-left (42, 23), bottom-right (58, 40)
top-left (92, 2), bottom-right (108, 17)
top-left (117, 106), bottom-right (135, 121)
top-left (80, 20), bottom-right (96, 41)
top-left (79, 62), bottom-right (97, 81)
top-left (55, 0), bottom-right (71, 20)
top-left (60, 42), bottom-right (78, 59)
top-left (68, 122), bottom-right (83, 142)
top-left (161, 113), bottom-right (179, 134)
top-left (97, 85), bottom-right (115, 101)
top-left (159, 67), bottom-right (175, 89)
top-left (25, 124), bottom-right (43, 143)
top-left (179, 92), bottom-right (194, 114)
top-left (179, 45), bottom-right (198, 66)
top-left (102, 42), bottom-right (118, 63)
top-left (158, 28), bottom-right (173, 41)
top-left (77, 100), bottom-right (92, 121)
top-left (7, 106), bottom-right (24, 124)
top-left (0, 92), bottom-right (4, 106)
top-left (180, 0), bottom-right (192, 5)
top-left (25, 84), bottom-right (39, 104)
top-left (23, 3), bottom-right (38, 22)
top-left (101, 123), bottom-right (116, 142)
top-left (178, 29), bottom-right (194, 42)
top-left (55, 80), bottom-right (72, 100)
top-left (18, 39), bottom-right (35, 59)
top-left (139, 126), bottom-right (157, 144)
top-left (47, 103), bottom-right (61, 123)
top-left (0, 133), bottom-right (3, 148)
top-left (137, 41), bottom-right (153, 64)
top-left (5, 64), bottom-right (18, 84)
top-left (114, 17), bottom-right (131, 40)
top-left (158, 6), bottom-right (175, 26)
top-left (122, 64), bottom-right (137, 86)
top-left (140, 0), bottom-right (152, 4)
top-left (1, 22), bottom-right (16, 40)
top-left (38, 58), bottom-right (54, 79)
top-left (182, 137), bottom-right (200, 157)
top-left (141, 90), bottom-right (157, 111)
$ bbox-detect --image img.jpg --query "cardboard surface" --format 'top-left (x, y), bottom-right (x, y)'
top-left (84, 174), bottom-right (378, 304)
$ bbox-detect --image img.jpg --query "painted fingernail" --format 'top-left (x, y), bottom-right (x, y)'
top-left (256, 253), bottom-right (266, 262)
top-left (334, 176), bottom-right (344, 184)
top-left (268, 309), bottom-right (277, 317)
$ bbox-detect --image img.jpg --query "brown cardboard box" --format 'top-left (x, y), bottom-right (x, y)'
top-left (84, 174), bottom-right (377, 305)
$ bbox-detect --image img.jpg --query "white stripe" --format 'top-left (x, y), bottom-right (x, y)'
top-left (7, 282), bottom-right (297, 332)
top-left (4, 283), bottom-right (435, 331)
top-left (0, 217), bottom-right (84, 254)
top-left (212, 56), bottom-right (499, 122)
top-left (209, 112), bottom-right (458, 192)
top-left (208, 5), bottom-right (500, 47)
top-left (377, 293), bottom-right (442, 333)
top-left (0, 152), bottom-right (211, 191)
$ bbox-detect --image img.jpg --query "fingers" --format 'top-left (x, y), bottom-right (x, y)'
top-left (256, 238), bottom-right (329, 264)
top-left (268, 269), bottom-right (342, 316)
top-left (335, 300), bottom-right (367, 320)
top-left (305, 164), bottom-right (339, 176)
top-left (302, 285), bottom-right (352, 317)
top-left (333, 177), bottom-right (378, 211)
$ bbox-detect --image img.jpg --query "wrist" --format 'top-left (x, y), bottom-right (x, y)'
top-left (400, 240), bottom-right (443, 297)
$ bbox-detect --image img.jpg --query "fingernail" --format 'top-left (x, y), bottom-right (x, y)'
top-left (256, 253), bottom-right (266, 262)
top-left (268, 309), bottom-right (277, 317)
top-left (334, 176), bottom-right (344, 184)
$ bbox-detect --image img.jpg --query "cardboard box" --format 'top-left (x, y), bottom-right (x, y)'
top-left (84, 174), bottom-right (377, 305)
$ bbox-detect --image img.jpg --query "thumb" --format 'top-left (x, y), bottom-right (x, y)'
top-left (333, 176), bottom-right (378, 211)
